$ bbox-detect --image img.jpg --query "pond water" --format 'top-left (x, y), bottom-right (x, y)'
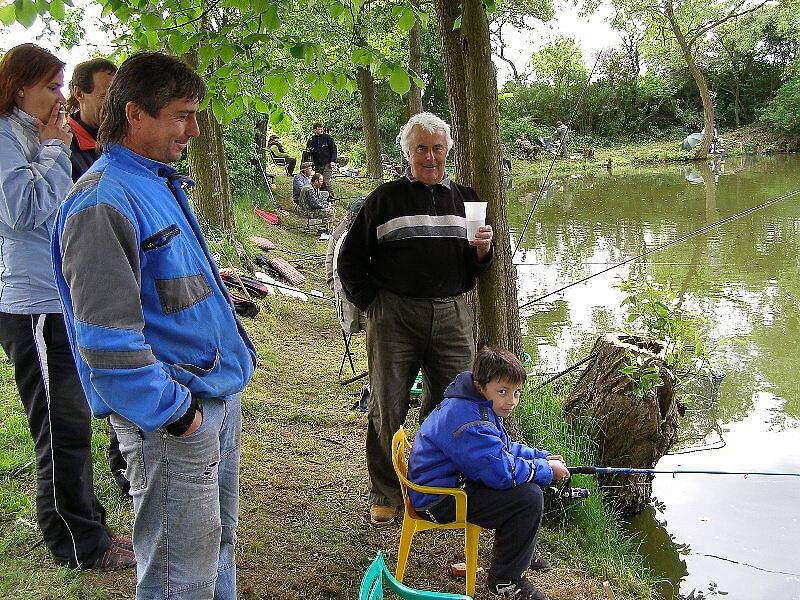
top-left (508, 155), bottom-right (800, 600)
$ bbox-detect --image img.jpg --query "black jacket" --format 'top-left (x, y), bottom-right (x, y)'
top-left (67, 112), bottom-right (100, 182)
top-left (306, 133), bottom-right (337, 167)
top-left (337, 174), bottom-right (493, 310)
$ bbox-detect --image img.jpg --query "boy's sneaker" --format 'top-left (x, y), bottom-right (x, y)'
top-left (487, 576), bottom-right (546, 600)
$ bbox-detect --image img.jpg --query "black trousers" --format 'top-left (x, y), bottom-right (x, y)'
top-left (425, 481), bottom-right (544, 581)
top-left (0, 312), bottom-right (111, 567)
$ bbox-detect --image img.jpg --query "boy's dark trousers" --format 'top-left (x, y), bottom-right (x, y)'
top-left (0, 312), bottom-right (112, 567)
top-left (423, 481), bottom-right (544, 581)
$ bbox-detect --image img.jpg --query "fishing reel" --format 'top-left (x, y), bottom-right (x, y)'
top-left (549, 473), bottom-right (591, 502)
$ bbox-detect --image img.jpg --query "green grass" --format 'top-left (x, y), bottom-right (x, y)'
top-left (517, 378), bottom-right (659, 599)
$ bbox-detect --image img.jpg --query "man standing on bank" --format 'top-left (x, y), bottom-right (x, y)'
top-left (337, 112), bottom-right (494, 526)
top-left (51, 53), bottom-right (256, 599)
top-left (66, 58), bottom-right (116, 181)
top-left (65, 57), bottom-right (134, 499)
top-left (305, 122), bottom-right (337, 197)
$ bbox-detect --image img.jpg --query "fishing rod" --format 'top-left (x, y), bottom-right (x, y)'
top-left (568, 466), bottom-right (800, 478)
top-left (518, 187), bottom-right (800, 310)
top-left (512, 50), bottom-right (604, 262)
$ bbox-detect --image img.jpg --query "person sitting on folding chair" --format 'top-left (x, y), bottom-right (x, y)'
top-left (408, 347), bottom-right (570, 600)
top-left (299, 173), bottom-right (334, 235)
top-left (293, 161), bottom-right (313, 204)
top-left (268, 134), bottom-right (297, 175)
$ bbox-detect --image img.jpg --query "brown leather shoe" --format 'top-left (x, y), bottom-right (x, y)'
top-left (89, 542), bottom-right (136, 571)
top-left (369, 504), bottom-right (397, 526)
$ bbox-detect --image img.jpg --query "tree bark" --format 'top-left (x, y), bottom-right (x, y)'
top-left (565, 333), bottom-right (680, 514)
top-left (665, 0), bottom-right (715, 160)
top-left (408, 10), bottom-right (424, 116)
top-left (460, 0), bottom-right (522, 358)
top-left (355, 64), bottom-right (383, 180)
top-left (185, 48), bottom-right (235, 236)
top-left (187, 109), bottom-right (236, 235)
top-left (433, 0), bottom-right (470, 183)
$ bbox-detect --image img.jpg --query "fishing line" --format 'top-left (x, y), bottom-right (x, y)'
top-left (518, 187), bottom-right (800, 310)
top-left (569, 466), bottom-right (800, 477)
top-left (512, 50), bottom-right (604, 261)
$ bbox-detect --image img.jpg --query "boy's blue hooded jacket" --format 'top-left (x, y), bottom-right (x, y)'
top-left (408, 371), bottom-right (553, 510)
top-left (51, 144), bottom-right (256, 432)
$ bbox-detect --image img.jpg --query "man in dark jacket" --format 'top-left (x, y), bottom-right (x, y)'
top-left (337, 112), bottom-right (494, 526)
top-left (305, 122), bottom-right (337, 196)
top-left (66, 58), bottom-right (116, 182)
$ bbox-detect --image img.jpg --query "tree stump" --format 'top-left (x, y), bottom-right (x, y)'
top-left (564, 333), bottom-right (680, 514)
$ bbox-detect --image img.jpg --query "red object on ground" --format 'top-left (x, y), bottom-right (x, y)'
top-left (253, 207), bottom-right (280, 226)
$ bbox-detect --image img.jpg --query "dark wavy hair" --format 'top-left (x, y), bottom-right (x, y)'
top-left (66, 58), bottom-right (117, 113)
top-left (0, 44), bottom-right (65, 116)
top-left (472, 347), bottom-right (527, 387)
top-left (98, 52), bottom-right (205, 147)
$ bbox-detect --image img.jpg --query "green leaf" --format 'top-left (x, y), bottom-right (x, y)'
top-left (309, 78), bottom-right (329, 101)
top-left (168, 32), bottom-right (189, 55)
top-left (329, 0), bottom-right (343, 17)
top-left (289, 44), bottom-right (305, 60)
top-left (219, 44), bottom-right (236, 63)
top-left (397, 6), bottom-right (415, 32)
top-left (0, 3), bottom-right (16, 25)
top-left (350, 47), bottom-right (371, 67)
top-left (225, 79), bottom-right (239, 96)
top-left (452, 14), bottom-right (461, 29)
top-left (211, 96), bottom-right (227, 124)
top-left (140, 12), bottom-right (163, 30)
top-left (48, 0), bottom-right (64, 19)
top-left (15, 0), bottom-right (37, 27)
top-left (254, 98), bottom-right (270, 114)
top-left (264, 3), bottom-right (279, 31)
top-left (198, 44), bottom-right (215, 67)
top-left (262, 73), bottom-right (289, 101)
top-left (412, 75), bottom-right (425, 90)
top-left (388, 66), bottom-right (410, 95)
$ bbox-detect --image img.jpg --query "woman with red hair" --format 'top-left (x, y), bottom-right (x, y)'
top-left (0, 43), bottom-right (134, 571)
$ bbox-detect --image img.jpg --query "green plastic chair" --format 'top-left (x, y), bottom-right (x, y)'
top-left (359, 552), bottom-right (472, 600)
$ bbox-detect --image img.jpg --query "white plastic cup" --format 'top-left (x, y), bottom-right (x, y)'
top-left (464, 201), bottom-right (488, 242)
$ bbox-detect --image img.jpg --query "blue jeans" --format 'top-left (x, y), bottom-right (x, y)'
top-left (111, 394), bottom-right (241, 599)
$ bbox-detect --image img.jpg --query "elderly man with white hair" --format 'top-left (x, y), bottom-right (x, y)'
top-left (337, 112), bottom-right (494, 526)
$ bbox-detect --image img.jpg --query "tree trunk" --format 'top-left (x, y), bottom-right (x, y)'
top-left (355, 65), bottom-right (383, 180)
top-left (184, 48), bottom-right (235, 236)
top-left (460, 0), bottom-right (522, 359)
top-left (254, 117), bottom-right (269, 156)
top-left (408, 10), bottom-right (423, 116)
top-left (433, 0), bottom-right (470, 183)
top-left (565, 333), bottom-right (680, 514)
top-left (187, 109), bottom-right (236, 235)
top-left (665, 0), bottom-right (714, 160)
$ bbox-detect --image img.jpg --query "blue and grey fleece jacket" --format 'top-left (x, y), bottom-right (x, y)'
top-left (0, 108), bottom-right (72, 314)
top-left (51, 144), bottom-right (256, 433)
top-left (408, 371), bottom-right (553, 511)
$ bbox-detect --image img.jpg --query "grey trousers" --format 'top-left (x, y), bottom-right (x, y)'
top-left (365, 289), bottom-right (475, 507)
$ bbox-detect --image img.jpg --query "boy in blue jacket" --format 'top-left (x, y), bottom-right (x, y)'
top-left (408, 347), bottom-right (570, 600)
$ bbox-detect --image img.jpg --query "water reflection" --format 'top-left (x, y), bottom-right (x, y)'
top-left (510, 155), bottom-right (800, 599)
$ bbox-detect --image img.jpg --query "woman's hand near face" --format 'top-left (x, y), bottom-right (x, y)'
top-left (39, 103), bottom-right (72, 145)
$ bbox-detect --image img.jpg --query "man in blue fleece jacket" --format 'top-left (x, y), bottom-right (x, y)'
top-left (409, 347), bottom-right (570, 600)
top-left (51, 53), bottom-right (256, 599)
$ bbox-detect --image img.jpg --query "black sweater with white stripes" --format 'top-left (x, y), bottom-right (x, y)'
top-left (337, 174), bottom-right (493, 310)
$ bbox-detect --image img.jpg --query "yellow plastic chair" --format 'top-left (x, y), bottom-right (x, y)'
top-left (391, 427), bottom-right (482, 597)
